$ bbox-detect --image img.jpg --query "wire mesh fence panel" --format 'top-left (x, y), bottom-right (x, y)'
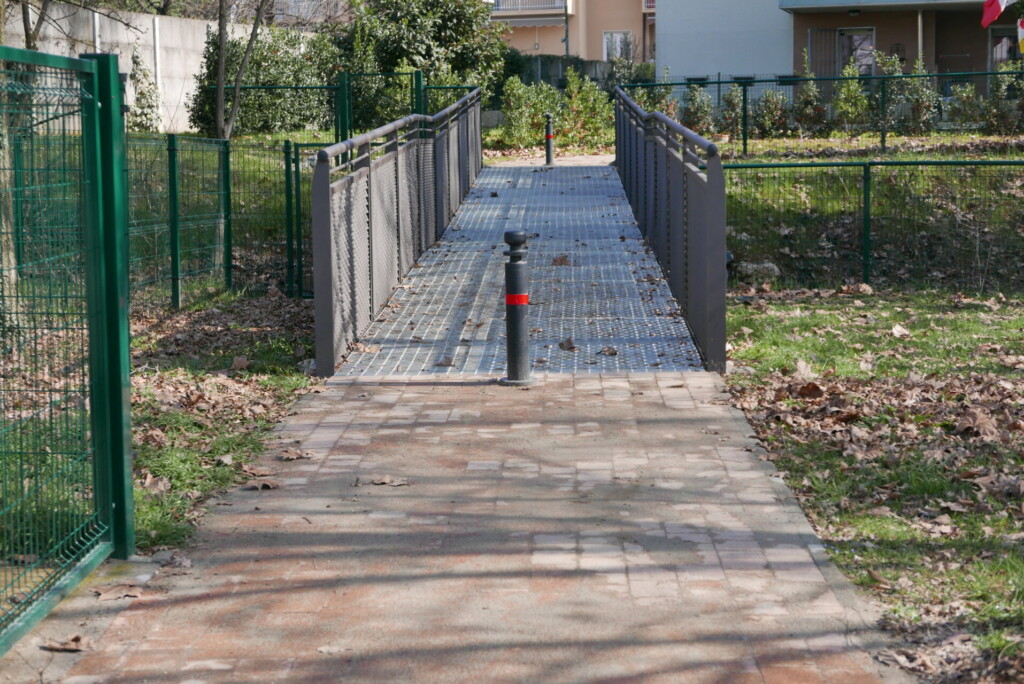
top-left (725, 165), bottom-right (865, 288)
top-left (869, 164), bottom-right (1024, 293)
top-left (629, 69), bottom-right (1024, 161)
top-left (230, 141), bottom-right (289, 295)
top-left (0, 50), bottom-right (129, 652)
top-left (126, 134), bottom-right (172, 308)
top-left (292, 144), bottom-right (324, 298)
top-left (176, 138), bottom-right (229, 307)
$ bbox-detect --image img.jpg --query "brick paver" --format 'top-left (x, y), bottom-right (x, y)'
top-left (51, 164), bottom-right (908, 683)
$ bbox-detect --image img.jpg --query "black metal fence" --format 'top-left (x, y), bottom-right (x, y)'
top-left (311, 89), bottom-right (483, 376)
top-left (614, 87), bottom-right (727, 373)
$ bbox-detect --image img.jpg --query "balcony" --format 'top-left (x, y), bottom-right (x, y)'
top-left (643, 0), bottom-right (655, 12)
top-left (490, 0), bottom-right (571, 15)
top-left (780, 0), bottom-right (971, 10)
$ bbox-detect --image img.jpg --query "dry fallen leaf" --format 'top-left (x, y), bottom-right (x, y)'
top-left (279, 448), bottom-right (313, 461)
top-left (40, 634), bottom-right (93, 652)
top-left (353, 475), bottom-right (410, 487)
top-left (95, 584), bottom-right (144, 602)
top-left (551, 255), bottom-right (571, 266)
top-left (230, 356), bottom-right (251, 371)
top-left (558, 337), bottom-right (578, 352)
top-left (955, 408), bottom-right (1000, 442)
top-left (435, 356), bottom-right (455, 367)
top-left (891, 324), bottom-right (912, 339)
top-left (597, 346), bottom-right (618, 356)
top-left (243, 479), bottom-right (280, 491)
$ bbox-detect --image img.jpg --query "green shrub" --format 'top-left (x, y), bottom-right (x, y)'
top-left (870, 51), bottom-right (905, 135)
top-left (630, 68), bottom-right (678, 120)
top-left (792, 50), bottom-right (828, 138)
top-left (948, 82), bottom-right (983, 128)
top-left (983, 60), bottom-right (1023, 135)
top-left (719, 83), bottom-right (744, 138)
top-left (681, 84), bottom-right (716, 137)
top-left (127, 42), bottom-right (161, 133)
top-left (500, 75), bottom-right (564, 148)
top-left (753, 89), bottom-right (789, 138)
top-left (560, 68), bottom-right (613, 149)
top-left (903, 58), bottom-right (940, 135)
top-left (833, 58), bottom-right (869, 134)
top-left (187, 28), bottom-right (341, 137)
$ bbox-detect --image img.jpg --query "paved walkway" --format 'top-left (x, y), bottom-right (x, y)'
top-left (39, 164), bottom-right (905, 683)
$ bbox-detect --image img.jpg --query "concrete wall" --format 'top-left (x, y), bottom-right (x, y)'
top-left (656, 1), bottom-right (793, 79)
top-left (4, 3), bottom-right (254, 132)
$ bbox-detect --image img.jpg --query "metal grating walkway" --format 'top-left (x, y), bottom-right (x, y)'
top-left (336, 165), bottom-right (704, 376)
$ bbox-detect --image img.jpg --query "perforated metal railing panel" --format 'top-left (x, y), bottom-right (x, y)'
top-left (336, 166), bottom-right (704, 376)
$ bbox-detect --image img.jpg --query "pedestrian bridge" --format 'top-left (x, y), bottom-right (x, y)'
top-left (311, 88), bottom-right (726, 378)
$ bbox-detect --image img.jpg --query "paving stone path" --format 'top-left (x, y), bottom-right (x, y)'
top-left (49, 164), bottom-right (909, 683)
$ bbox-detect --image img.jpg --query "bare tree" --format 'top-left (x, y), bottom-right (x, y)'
top-left (214, 0), bottom-right (272, 139)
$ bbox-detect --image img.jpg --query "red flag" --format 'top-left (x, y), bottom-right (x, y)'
top-left (982, 0), bottom-right (1013, 28)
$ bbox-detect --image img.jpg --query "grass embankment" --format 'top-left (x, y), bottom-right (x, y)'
top-left (727, 287), bottom-right (1024, 681)
top-left (129, 290), bottom-right (318, 549)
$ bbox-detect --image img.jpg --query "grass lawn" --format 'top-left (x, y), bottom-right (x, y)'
top-left (129, 290), bottom-right (318, 550)
top-left (727, 287), bottom-right (1024, 681)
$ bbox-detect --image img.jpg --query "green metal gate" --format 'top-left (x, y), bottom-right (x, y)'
top-left (0, 47), bottom-right (133, 655)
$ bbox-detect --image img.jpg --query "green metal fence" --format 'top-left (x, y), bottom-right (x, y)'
top-left (627, 68), bottom-right (1024, 159)
top-left (0, 47), bottom-right (132, 655)
top-left (725, 160), bottom-right (1024, 293)
top-left (127, 134), bottom-right (232, 309)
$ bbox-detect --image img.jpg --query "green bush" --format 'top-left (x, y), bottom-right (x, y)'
top-left (903, 58), bottom-right (940, 135)
top-left (560, 68), bottom-right (613, 149)
top-left (719, 84), bottom-right (744, 138)
top-left (187, 28), bottom-right (341, 137)
top-left (833, 58), bottom-right (869, 134)
top-left (500, 75), bottom-right (564, 148)
top-left (792, 50), bottom-right (828, 138)
top-left (870, 51), bottom-right (904, 135)
top-left (753, 89), bottom-right (789, 138)
top-left (948, 82), bottom-right (983, 128)
top-left (681, 84), bottom-right (716, 137)
top-left (629, 68), bottom-right (678, 120)
top-left (983, 60), bottom-right (1023, 135)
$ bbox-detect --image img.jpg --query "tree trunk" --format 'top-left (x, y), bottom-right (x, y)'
top-left (215, 0), bottom-right (271, 140)
top-left (0, 0), bottom-right (19, 335)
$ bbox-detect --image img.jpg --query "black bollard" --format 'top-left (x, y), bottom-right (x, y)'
top-left (544, 113), bottom-right (554, 166)
top-left (499, 231), bottom-right (532, 386)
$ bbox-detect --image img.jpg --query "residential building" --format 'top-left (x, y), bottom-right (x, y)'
top-left (781, 0), bottom-right (1017, 77)
top-left (655, 1), bottom-right (794, 79)
top-left (488, 0), bottom-right (656, 63)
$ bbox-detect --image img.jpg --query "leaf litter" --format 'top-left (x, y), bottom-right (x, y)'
top-left (727, 287), bottom-right (1024, 682)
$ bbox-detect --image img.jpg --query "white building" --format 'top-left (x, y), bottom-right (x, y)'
top-left (656, 1), bottom-right (793, 79)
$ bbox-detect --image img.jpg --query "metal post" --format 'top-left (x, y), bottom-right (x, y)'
top-left (167, 133), bottom-right (181, 309)
top-left (221, 139), bottom-right (232, 290)
top-left (545, 113), bottom-right (554, 166)
top-left (284, 140), bottom-right (295, 297)
top-left (293, 143), bottom-right (304, 298)
top-left (500, 231), bottom-right (532, 386)
top-left (862, 163), bottom-right (872, 284)
top-left (335, 71), bottom-right (350, 145)
top-left (413, 69), bottom-right (425, 115)
top-left (82, 52), bottom-right (134, 560)
top-left (879, 79), bottom-right (888, 153)
top-left (741, 83), bottom-right (749, 156)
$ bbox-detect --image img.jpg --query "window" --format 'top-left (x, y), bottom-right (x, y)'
top-left (604, 31), bottom-right (632, 61)
top-left (838, 28), bottom-right (875, 76)
top-left (991, 26), bottom-right (1022, 68)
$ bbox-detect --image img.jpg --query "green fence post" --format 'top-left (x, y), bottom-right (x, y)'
top-left (284, 140), bottom-right (295, 297)
top-left (414, 70), bottom-right (425, 115)
top-left (221, 140), bottom-right (233, 290)
top-left (879, 79), bottom-right (888, 154)
top-left (84, 53), bottom-right (135, 560)
top-left (293, 143), bottom-right (304, 298)
top-left (862, 163), bottom-right (872, 284)
top-left (167, 133), bottom-right (181, 308)
top-left (741, 83), bottom-right (749, 156)
top-left (335, 71), bottom-right (350, 144)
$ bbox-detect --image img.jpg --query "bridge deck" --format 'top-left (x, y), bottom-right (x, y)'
top-left (337, 164), bottom-right (703, 376)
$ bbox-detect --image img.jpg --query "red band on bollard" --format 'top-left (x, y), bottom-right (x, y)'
top-left (546, 134), bottom-right (554, 139)
top-left (506, 294), bottom-right (529, 305)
